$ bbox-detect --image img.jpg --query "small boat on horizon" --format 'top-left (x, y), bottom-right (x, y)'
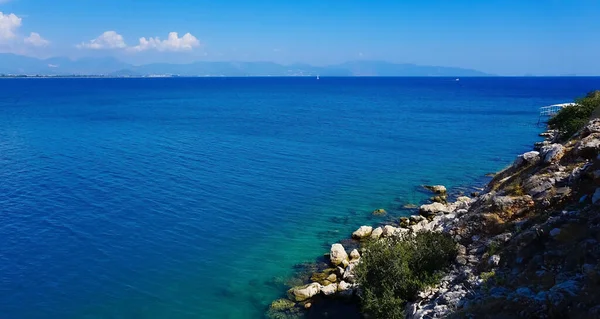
top-left (317, 75), bottom-right (320, 80)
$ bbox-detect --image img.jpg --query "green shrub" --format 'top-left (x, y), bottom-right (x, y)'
top-left (355, 231), bottom-right (457, 319)
top-left (548, 90), bottom-right (600, 140)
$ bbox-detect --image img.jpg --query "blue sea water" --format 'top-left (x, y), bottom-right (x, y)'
top-left (1, 77), bottom-right (600, 319)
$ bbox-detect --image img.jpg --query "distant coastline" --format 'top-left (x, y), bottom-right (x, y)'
top-left (0, 54), bottom-right (491, 77)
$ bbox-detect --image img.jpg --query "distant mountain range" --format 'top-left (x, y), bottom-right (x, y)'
top-left (0, 53), bottom-right (490, 77)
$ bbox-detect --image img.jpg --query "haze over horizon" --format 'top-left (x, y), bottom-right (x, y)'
top-left (1, 0), bottom-right (599, 76)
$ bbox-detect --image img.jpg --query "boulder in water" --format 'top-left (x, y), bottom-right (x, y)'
top-left (330, 243), bottom-right (349, 266)
top-left (424, 185), bottom-right (447, 195)
top-left (352, 226), bottom-right (373, 239)
top-left (287, 282), bottom-right (322, 302)
top-left (372, 208), bottom-right (387, 216)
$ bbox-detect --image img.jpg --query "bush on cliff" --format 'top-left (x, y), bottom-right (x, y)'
top-left (549, 90), bottom-right (600, 140)
top-left (355, 231), bottom-right (457, 319)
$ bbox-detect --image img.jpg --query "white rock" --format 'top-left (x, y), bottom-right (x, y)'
top-left (343, 262), bottom-right (357, 282)
top-left (426, 185), bottom-right (447, 194)
top-left (349, 249), bottom-right (360, 260)
top-left (576, 133), bottom-right (600, 158)
top-left (330, 244), bottom-right (348, 266)
top-left (321, 283), bottom-right (338, 296)
top-left (287, 282), bottom-right (322, 301)
top-left (540, 144), bottom-right (565, 164)
top-left (514, 151), bottom-right (540, 167)
top-left (419, 202), bottom-right (449, 216)
top-left (488, 255), bottom-right (501, 267)
top-left (382, 225), bottom-right (398, 237)
top-left (337, 281), bottom-right (355, 297)
top-left (370, 227), bottom-right (383, 240)
top-left (351, 226), bottom-right (373, 239)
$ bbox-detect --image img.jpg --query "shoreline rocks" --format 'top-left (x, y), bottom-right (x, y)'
top-left (330, 244), bottom-right (349, 266)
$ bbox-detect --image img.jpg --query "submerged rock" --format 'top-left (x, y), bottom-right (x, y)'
top-left (351, 226), bottom-right (373, 239)
top-left (287, 283), bottom-right (322, 302)
top-left (330, 244), bottom-right (349, 266)
top-left (270, 298), bottom-right (296, 311)
top-left (372, 208), bottom-right (387, 216)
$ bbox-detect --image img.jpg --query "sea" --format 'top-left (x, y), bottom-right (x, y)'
top-left (1, 77), bottom-right (600, 319)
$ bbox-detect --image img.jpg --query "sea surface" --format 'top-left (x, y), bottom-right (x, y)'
top-left (1, 77), bottom-right (600, 319)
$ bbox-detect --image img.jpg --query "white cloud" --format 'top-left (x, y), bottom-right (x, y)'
top-left (0, 0), bottom-right (14, 4)
top-left (130, 32), bottom-right (200, 52)
top-left (24, 32), bottom-right (49, 46)
top-left (77, 31), bottom-right (126, 49)
top-left (0, 11), bottom-right (21, 41)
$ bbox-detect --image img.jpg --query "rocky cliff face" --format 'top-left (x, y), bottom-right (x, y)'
top-left (407, 118), bottom-right (600, 318)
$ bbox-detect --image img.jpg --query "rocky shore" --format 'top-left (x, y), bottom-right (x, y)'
top-left (268, 118), bottom-right (600, 319)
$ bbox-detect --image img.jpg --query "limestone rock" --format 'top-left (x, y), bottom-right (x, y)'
top-left (382, 225), bottom-right (398, 237)
top-left (337, 281), bottom-right (355, 297)
top-left (540, 144), bottom-right (565, 164)
top-left (326, 273), bottom-right (337, 283)
top-left (575, 133), bottom-right (600, 159)
top-left (582, 119), bottom-right (600, 137)
top-left (488, 255), bottom-right (501, 267)
top-left (523, 175), bottom-right (555, 199)
top-left (321, 283), bottom-right (338, 296)
top-left (287, 283), bottom-right (322, 302)
top-left (419, 202), bottom-right (449, 217)
top-left (349, 249), bottom-right (360, 260)
top-left (425, 185), bottom-right (447, 194)
top-left (514, 151), bottom-right (540, 167)
top-left (370, 227), bottom-right (383, 240)
top-left (330, 244), bottom-right (348, 266)
top-left (351, 226), bottom-right (373, 239)
top-left (410, 215), bottom-right (426, 224)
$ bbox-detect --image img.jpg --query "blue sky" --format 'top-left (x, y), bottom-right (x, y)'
top-left (1, 0), bottom-right (599, 75)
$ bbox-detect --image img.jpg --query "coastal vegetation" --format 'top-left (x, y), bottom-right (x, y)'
top-left (356, 232), bottom-right (457, 319)
top-left (548, 90), bottom-right (600, 140)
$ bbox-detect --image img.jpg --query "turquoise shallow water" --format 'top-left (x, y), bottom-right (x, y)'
top-left (1, 77), bottom-right (600, 318)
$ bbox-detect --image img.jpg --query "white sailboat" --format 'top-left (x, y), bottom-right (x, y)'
top-left (316, 75), bottom-right (320, 80)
